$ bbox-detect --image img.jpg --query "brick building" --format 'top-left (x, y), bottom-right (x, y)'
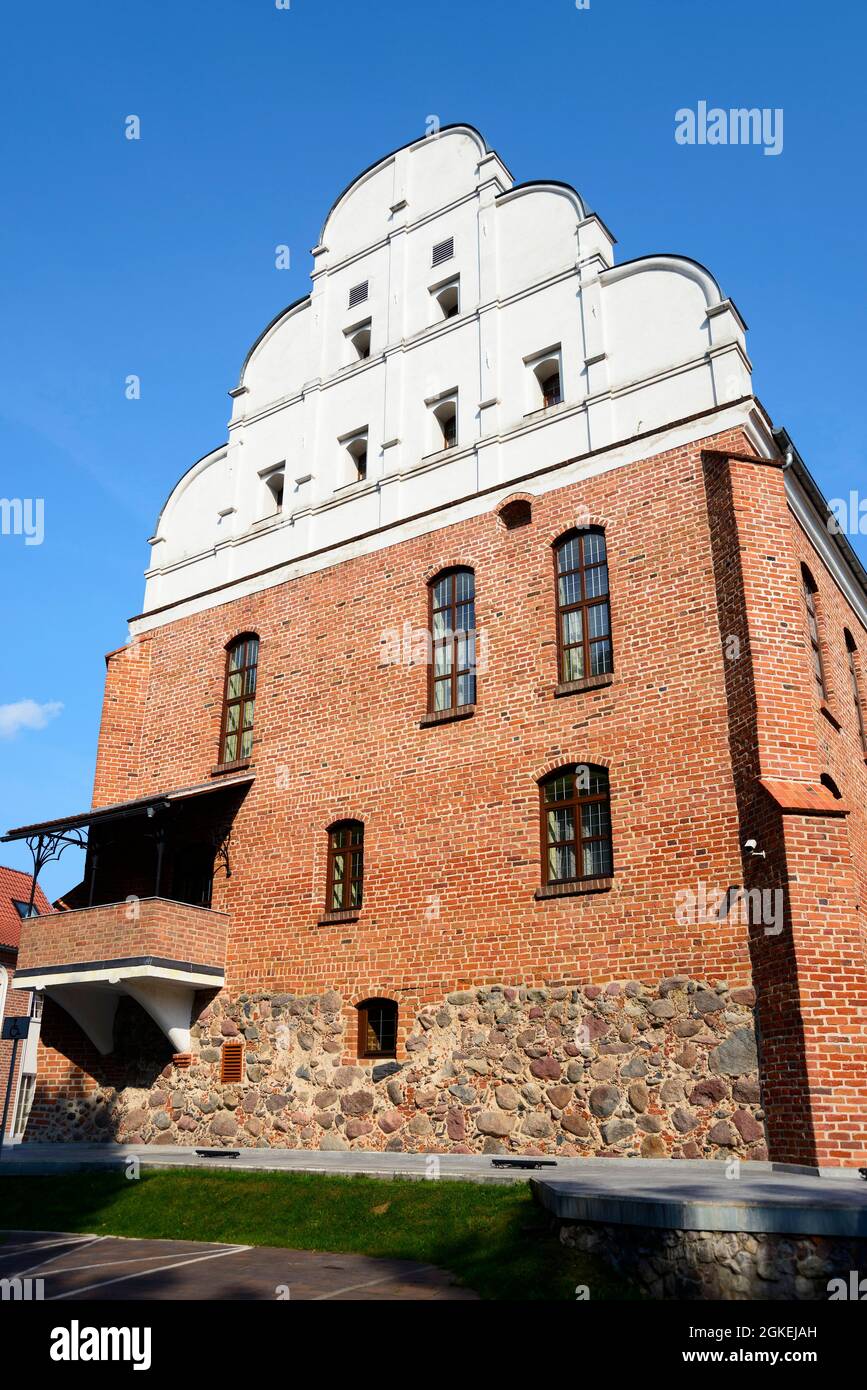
top-left (0, 866), bottom-right (50, 1140)
top-left (5, 127), bottom-right (866, 1167)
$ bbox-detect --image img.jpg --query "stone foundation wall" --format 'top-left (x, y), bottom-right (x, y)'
top-left (29, 975), bottom-right (766, 1157)
top-left (559, 1220), bottom-right (866, 1300)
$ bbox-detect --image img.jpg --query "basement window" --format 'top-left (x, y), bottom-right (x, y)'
top-left (357, 998), bottom-right (398, 1059)
top-left (220, 1040), bottom-right (244, 1083)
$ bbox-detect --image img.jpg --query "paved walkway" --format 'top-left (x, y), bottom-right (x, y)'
top-left (0, 1141), bottom-right (550, 1183)
top-left (0, 1230), bottom-right (477, 1301)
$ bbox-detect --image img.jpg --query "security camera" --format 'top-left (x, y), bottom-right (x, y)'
top-left (744, 838), bottom-right (766, 859)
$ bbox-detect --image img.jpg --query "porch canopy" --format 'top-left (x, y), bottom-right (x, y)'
top-left (2, 771), bottom-right (254, 909)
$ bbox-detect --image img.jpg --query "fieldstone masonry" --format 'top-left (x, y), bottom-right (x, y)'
top-left (558, 1221), bottom-right (867, 1300)
top-left (33, 975), bottom-right (767, 1157)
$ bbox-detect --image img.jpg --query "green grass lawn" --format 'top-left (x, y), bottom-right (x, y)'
top-left (0, 1169), bottom-right (636, 1301)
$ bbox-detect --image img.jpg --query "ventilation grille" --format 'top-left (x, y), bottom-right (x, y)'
top-left (220, 1040), bottom-right (244, 1084)
top-left (348, 280), bottom-right (369, 308)
top-left (432, 237), bottom-right (454, 267)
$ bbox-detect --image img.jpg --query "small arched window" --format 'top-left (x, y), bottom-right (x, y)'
top-left (554, 528), bottom-right (612, 684)
top-left (801, 566), bottom-right (828, 703)
top-left (327, 820), bottom-right (364, 911)
top-left (357, 997), bottom-right (397, 1059)
top-left (429, 567), bottom-right (476, 713)
top-left (844, 630), bottom-right (867, 754)
top-left (540, 764), bottom-right (612, 886)
top-left (219, 634), bottom-right (259, 765)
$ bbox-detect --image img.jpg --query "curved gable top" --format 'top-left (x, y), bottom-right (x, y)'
top-left (236, 293), bottom-right (310, 390)
top-left (152, 443), bottom-right (227, 539)
top-left (317, 123), bottom-right (497, 248)
top-left (497, 179), bottom-right (589, 222)
top-left (603, 254), bottom-right (730, 315)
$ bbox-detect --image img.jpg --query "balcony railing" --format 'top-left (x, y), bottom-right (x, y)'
top-left (14, 898), bottom-right (229, 1055)
top-left (16, 898), bottom-right (228, 985)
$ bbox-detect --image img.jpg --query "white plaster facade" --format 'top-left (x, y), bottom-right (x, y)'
top-left (136, 124), bottom-right (768, 634)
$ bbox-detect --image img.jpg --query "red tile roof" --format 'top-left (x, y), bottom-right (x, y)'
top-left (0, 865), bottom-right (52, 951)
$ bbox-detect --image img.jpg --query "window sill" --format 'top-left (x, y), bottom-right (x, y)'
top-left (318, 909), bottom-right (360, 925)
top-left (820, 703), bottom-right (842, 731)
top-left (554, 673), bottom-right (614, 698)
top-left (210, 758), bottom-right (252, 777)
top-left (535, 877), bottom-right (613, 900)
top-left (523, 401), bottom-right (567, 422)
top-left (420, 704), bottom-right (476, 728)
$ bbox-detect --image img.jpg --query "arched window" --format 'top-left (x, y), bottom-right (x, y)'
top-left (428, 568), bottom-right (476, 713)
top-left (357, 998), bottom-right (397, 1059)
top-left (554, 529), bottom-right (612, 684)
top-left (219, 634), bottom-right (259, 765)
top-left (327, 820), bottom-right (364, 911)
top-left (801, 566), bottom-right (828, 702)
top-left (540, 764), bottom-right (612, 886)
top-left (844, 630), bottom-right (867, 754)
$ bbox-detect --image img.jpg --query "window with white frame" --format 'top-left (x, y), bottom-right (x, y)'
top-left (430, 276), bottom-right (460, 321)
top-left (345, 318), bottom-right (371, 361)
top-left (340, 429), bottom-right (368, 483)
top-left (429, 393), bottom-right (457, 451)
top-left (260, 465), bottom-right (285, 517)
top-left (526, 346), bottom-right (564, 411)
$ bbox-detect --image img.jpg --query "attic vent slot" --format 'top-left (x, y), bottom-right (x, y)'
top-left (348, 280), bottom-right (369, 308)
top-left (220, 1040), bottom-right (244, 1084)
top-left (432, 237), bottom-right (453, 267)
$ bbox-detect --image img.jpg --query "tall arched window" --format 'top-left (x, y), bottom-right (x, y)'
top-left (326, 820), bottom-right (364, 911)
top-left (428, 567), bottom-right (476, 713)
top-left (219, 634), bottom-right (259, 765)
top-left (540, 764), bottom-right (612, 886)
top-left (357, 998), bottom-right (397, 1059)
top-left (845, 630), bottom-right (867, 753)
top-left (801, 566), bottom-right (828, 703)
top-left (554, 529), bottom-right (612, 684)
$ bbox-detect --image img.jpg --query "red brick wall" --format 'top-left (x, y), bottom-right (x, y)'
top-left (32, 422), bottom-right (867, 1164)
top-left (703, 446), bottom-right (867, 1166)
top-left (91, 427), bottom-right (755, 1003)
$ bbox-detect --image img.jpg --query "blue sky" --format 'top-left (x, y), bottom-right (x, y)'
top-left (1, 0), bottom-right (865, 898)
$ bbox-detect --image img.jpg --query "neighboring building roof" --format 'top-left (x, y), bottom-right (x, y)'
top-left (0, 865), bottom-right (51, 952)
